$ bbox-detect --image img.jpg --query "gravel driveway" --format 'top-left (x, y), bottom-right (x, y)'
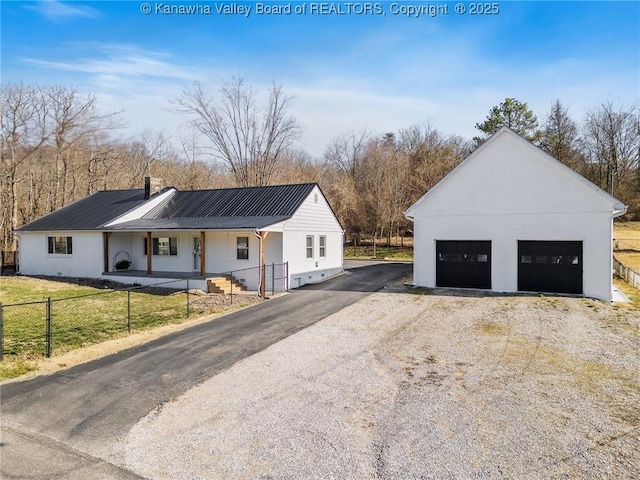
top-left (112, 284), bottom-right (640, 479)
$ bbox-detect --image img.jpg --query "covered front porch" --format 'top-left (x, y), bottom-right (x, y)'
top-left (101, 229), bottom-right (279, 294)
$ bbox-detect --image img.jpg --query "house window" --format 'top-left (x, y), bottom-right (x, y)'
top-left (237, 236), bottom-right (249, 260)
top-left (306, 236), bottom-right (314, 259)
top-left (144, 237), bottom-right (178, 256)
top-left (48, 236), bottom-right (72, 255)
top-left (319, 236), bottom-right (326, 258)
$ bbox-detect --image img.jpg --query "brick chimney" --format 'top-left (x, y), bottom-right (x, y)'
top-left (144, 177), bottom-right (163, 199)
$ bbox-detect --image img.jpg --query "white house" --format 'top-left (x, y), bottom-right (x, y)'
top-left (404, 127), bottom-right (627, 301)
top-left (16, 182), bottom-right (344, 293)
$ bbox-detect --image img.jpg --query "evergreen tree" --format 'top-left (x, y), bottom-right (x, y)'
top-left (475, 97), bottom-right (541, 144)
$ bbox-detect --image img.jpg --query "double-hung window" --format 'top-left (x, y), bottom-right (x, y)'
top-left (319, 236), bottom-right (326, 258)
top-left (144, 237), bottom-right (178, 256)
top-left (306, 236), bottom-right (314, 259)
top-left (48, 236), bottom-right (72, 255)
top-left (237, 237), bottom-right (249, 260)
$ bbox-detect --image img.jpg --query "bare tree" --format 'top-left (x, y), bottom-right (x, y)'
top-left (175, 77), bottom-right (302, 187)
top-left (43, 85), bottom-right (123, 209)
top-left (122, 130), bottom-right (173, 189)
top-left (583, 101), bottom-right (640, 196)
top-left (0, 83), bottom-right (48, 249)
top-left (397, 123), bottom-right (468, 199)
top-left (540, 100), bottom-right (584, 171)
top-left (323, 128), bottom-right (372, 180)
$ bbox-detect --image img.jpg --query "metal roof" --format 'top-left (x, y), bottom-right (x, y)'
top-left (17, 183), bottom-right (318, 232)
top-left (106, 216), bottom-right (290, 231)
top-left (143, 183), bottom-right (316, 220)
top-left (16, 189), bottom-right (148, 232)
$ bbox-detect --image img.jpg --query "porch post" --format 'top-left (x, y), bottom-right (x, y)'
top-left (146, 232), bottom-right (152, 275)
top-left (103, 232), bottom-right (111, 273)
top-left (200, 231), bottom-right (206, 276)
top-left (259, 231), bottom-right (268, 298)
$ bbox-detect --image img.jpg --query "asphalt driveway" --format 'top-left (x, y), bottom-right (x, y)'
top-left (0, 261), bottom-right (411, 480)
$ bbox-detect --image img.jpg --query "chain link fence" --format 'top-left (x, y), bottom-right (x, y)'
top-left (1, 279), bottom-right (191, 361)
top-left (1, 263), bottom-right (289, 362)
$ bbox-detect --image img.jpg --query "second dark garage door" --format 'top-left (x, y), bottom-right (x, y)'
top-left (518, 241), bottom-right (583, 294)
top-left (436, 241), bottom-right (491, 289)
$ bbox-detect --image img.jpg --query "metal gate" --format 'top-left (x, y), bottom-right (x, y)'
top-left (518, 241), bottom-right (583, 294)
top-left (436, 241), bottom-right (492, 289)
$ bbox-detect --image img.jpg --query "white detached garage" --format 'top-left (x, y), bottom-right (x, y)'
top-left (404, 127), bottom-right (627, 301)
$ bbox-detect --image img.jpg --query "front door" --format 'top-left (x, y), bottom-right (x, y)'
top-left (193, 237), bottom-right (201, 271)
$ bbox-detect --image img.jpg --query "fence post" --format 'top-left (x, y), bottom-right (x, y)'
top-left (0, 302), bottom-right (3, 362)
top-left (46, 297), bottom-right (52, 358)
top-left (127, 289), bottom-right (131, 333)
top-left (285, 262), bottom-right (289, 291)
top-left (186, 278), bottom-right (190, 319)
top-left (272, 263), bottom-right (275, 296)
top-left (230, 271), bottom-right (233, 304)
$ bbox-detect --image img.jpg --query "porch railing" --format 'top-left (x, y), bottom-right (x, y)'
top-left (225, 262), bottom-right (289, 303)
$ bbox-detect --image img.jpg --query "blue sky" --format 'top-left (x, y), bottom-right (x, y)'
top-left (2, 0), bottom-right (638, 157)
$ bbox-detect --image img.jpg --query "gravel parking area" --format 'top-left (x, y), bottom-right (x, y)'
top-left (112, 286), bottom-right (640, 479)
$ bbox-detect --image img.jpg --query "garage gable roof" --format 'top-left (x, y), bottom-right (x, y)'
top-left (405, 127), bottom-right (627, 219)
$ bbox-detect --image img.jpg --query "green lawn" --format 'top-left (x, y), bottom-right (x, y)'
top-left (344, 245), bottom-right (413, 260)
top-left (0, 277), bottom-right (228, 379)
top-left (614, 221), bottom-right (640, 251)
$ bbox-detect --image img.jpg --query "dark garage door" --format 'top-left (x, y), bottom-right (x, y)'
top-left (436, 241), bottom-right (491, 289)
top-left (518, 241), bottom-right (583, 294)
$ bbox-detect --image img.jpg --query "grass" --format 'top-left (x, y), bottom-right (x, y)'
top-left (615, 252), bottom-right (640, 271)
top-left (344, 245), bottom-right (413, 260)
top-left (614, 279), bottom-right (640, 309)
top-left (0, 276), bottom-right (231, 380)
top-left (614, 221), bottom-right (640, 251)
top-left (0, 276), bottom-right (102, 304)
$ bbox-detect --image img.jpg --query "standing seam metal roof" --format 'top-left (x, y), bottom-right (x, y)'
top-left (142, 183), bottom-right (316, 220)
top-left (16, 189), bottom-right (148, 231)
top-left (16, 183), bottom-right (319, 232)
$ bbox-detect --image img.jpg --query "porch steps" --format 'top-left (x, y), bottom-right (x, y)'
top-left (207, 275), bottom-right (247, 294)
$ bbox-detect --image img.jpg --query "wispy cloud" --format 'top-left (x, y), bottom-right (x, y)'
top-left (27, 0), bottom-right (100, 22)
top-left (21, 43), bottom-right (203, 86)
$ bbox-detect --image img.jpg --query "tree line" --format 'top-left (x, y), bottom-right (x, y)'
top-left (1, 80), bottom-right (639, 252)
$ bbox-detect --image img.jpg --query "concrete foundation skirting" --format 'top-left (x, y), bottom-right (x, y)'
top-left (291, 267), bottom-right (344, 288)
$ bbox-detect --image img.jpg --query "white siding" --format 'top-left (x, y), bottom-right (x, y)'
top-left (109, 232), bottom-right (135, 272)
top-left (18, 231), bottom-right (104, 278)
top-left (408, 129), bottom-right (621, 301)
top-left (410, 132), bottom-right (617, 217)
top-left (104, 188), bottom-right (175, 226)
top-left (128, 232), bottom-right (193, 272)
top-left (281, 186), bottom-right (344, 287)
top-left (202, 231), bottom-right (261, 290)
top-left (413, 212), bottom-right (613, 300)
top-left (18, 185), bottom-right (344, 291)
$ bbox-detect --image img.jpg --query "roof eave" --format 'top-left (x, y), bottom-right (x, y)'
top-left (613, 205), bottom-right (628, 218)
